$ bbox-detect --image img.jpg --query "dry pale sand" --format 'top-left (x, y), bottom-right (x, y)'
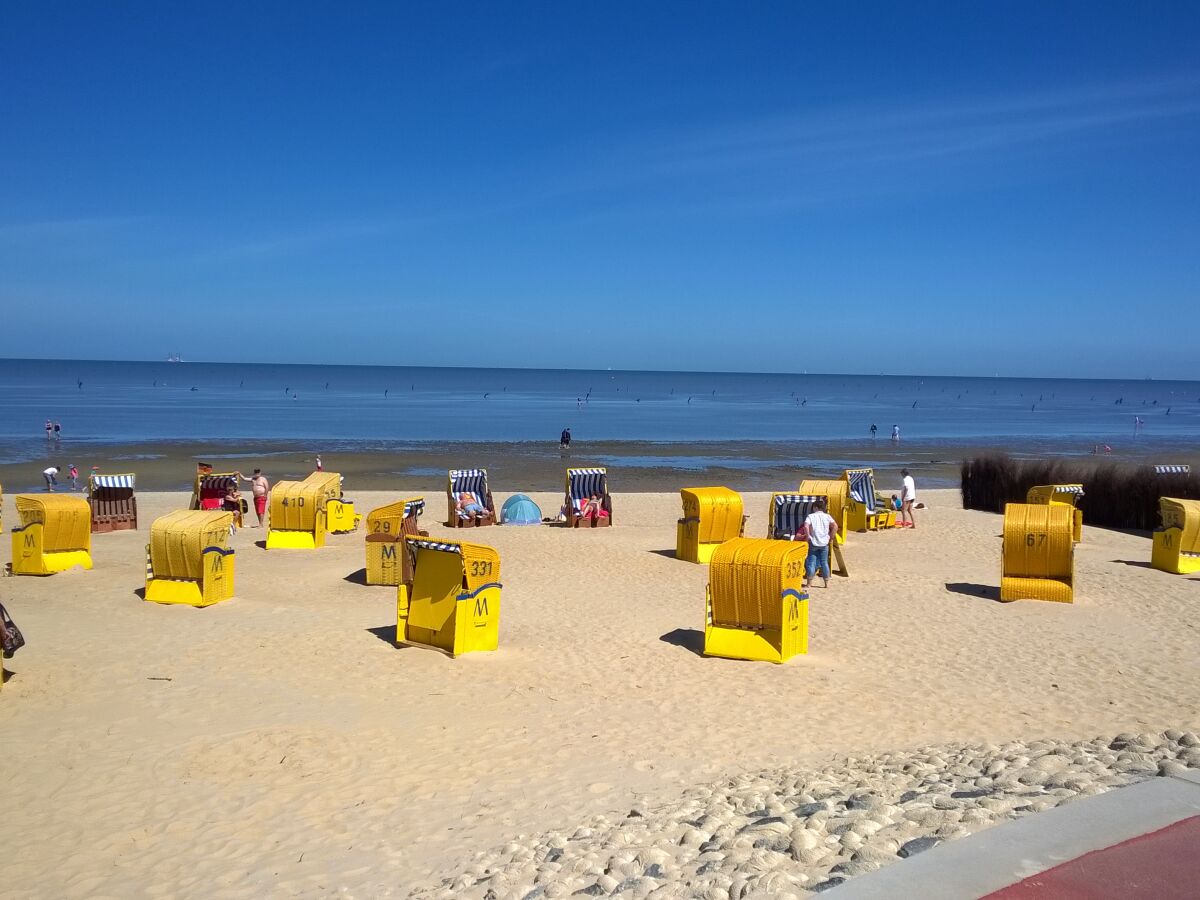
top-left (0, 487), bottom-right (1197, 898)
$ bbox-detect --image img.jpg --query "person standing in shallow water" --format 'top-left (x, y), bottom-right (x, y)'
top-left (891, 424), bottom-right (900, 442)
top-left (560, 427), bottom-right (571, 450)
top-left (870, 424), bottom-right (877, 439)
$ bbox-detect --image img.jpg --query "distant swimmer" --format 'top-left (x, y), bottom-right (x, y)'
top-left (891, 424), bottom-right (900, 442)
top-left (190, 386), bottom-right (198, 391)
top-left (77, 379), bottom-right (83, 390)
top-left (483, 393), bottom-right (489, 399)
top-left (325, 382), bottom-right (329, 390)
top-left (802, 398), bottom-right (807, 406)
top-left (912, 401), bottom-right (918, 409)
top-left (688, 396), bottom-right (693, 405)
top-left (239, 380), bottom-right (243, 388)
top-left (384, 389), bottom-right (389, 397)
top-left (292, 393), bottom-right (297, 400)
top-left (1031, 404), bottom-right (1036, 411)
top-left (1166, 407), bottom-right (1172, 415)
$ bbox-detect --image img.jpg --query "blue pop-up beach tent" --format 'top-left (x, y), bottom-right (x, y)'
top-left (501, 493), bottom-right (542, 525)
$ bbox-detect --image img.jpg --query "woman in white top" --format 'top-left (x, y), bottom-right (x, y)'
top-left (900, 468), bottom-right (917, 528)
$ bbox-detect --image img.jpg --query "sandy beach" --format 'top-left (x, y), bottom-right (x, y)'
top-left (1, 487), bottom-right (1197, 897)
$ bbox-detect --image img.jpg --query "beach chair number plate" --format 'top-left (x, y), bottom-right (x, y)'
top-left (373, 521), bottom-right (391, 533)
top-left (1025, 532), bottom-right (1046, 547)
top-left (785, 560), bottom-right (805, 579)
top-left (281, 497), bottom-right (305, 507)
top-left (469, 560), bottom-right (494, 577)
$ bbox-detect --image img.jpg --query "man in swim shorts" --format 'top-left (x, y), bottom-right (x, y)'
top-left (238, 468), bottom-right (271, 527)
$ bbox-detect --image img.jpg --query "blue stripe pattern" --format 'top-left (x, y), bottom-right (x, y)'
top-left (457, 582), bottom-right (502, 601)
top-left (449, 470), bottom-right (488, 512)
top-left (772, 494), bottom-right (819, 539)
top-left (92, 474), bottom-right (135, 489)
top-left (411, 539), bottom-right (462, 555)
top-left (568, 468), bottom-right (607, 511)
top-left (405, 499), bottom-right (426, 517)
top-left (846, 470), bottom-right (876, 513)
top-left (1156, 465), bottom-right (1190, 474)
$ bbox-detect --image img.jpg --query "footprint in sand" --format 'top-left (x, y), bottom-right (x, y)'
top-left (587, 782), bottom-right (611, 794)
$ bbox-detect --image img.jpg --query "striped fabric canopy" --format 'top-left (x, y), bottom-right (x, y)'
top-left (410, 539), bottom-right (461, 555)
top-left (91, 473), bottom-right (135, 489)
top-left (449, 469), bottom-right (488, 496)
top-left (772, 494), bottom-right (819, 539)
top-left (567, 468), bottom-right (608, 511)
top-left (1155, 465), bottom-right (1191, 475)
top-left (845, 470), bottom-right (877, 513)
top-left (405, 498), bottom-right (426, 517)
top-left (200, 475), bottom-right (237, 490)
top-left (1052, 485), bottom-right (1086, 494)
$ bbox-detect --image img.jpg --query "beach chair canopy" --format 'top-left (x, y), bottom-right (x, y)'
top-left (770, 493), bottom-right (819, 539)
top-left (90, 474), bottom-right (135, 491)
top-left (150, 510), bottom-right (232, 580)
top-left (301, 471), bottom-right (342, 501)
top-left (1160, 498), bottom-right (1200, 552)
top-left (567, 468), bottom-right (608, 511)
top-left (197, 474), bottom-right (237, 509)
top-left (367, 497), bottom-right (425, 535)
top-left (500, 494), bottom-right (542, 525)
top-left (844, 469), bottom-right (877, 513)
top-left (1026, 484), bottom-right (1085, 505)
top-left (1155, 465), bottom-right (1191, 475)
top-left (709, 538), bottom-right (806, 630)
top-left (15, 494), bottom-right (91, 551)
top-left (449, 469), bottom-right (489, 509)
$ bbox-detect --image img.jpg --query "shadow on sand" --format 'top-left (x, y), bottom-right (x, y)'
top-left (944, 582), bottom-right (1002, 602)
top-left (659, 628), bottom-right (705, 656)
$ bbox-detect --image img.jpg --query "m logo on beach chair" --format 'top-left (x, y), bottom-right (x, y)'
top-left (1151, 497), bottom-right (1200, 575)
top-left (10, 495), bottom-right (93, 576)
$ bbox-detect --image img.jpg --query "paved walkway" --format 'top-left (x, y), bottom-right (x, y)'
top-left (829, 769), bottom-right (1200, 899)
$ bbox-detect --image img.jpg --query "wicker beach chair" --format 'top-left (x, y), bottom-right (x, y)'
top-left (1151, 497), bottom-right (1200, 575)
top-left (676, 486), bottom-right (745, 563)
top-left (145, 510), bottom-right (235, 606)
top-left (843, 468), bottom-right (895, 531)
top-left (304, 471), bottom-right (359, 534)
top-left (704, 537), bottom-right (809, 663)
top-left (10, 494), bottom-right (93, 575)
top-left (566, 467), bottom-right (612, 528)
top-left (1000, 503), bottom-right (1074, 603)
top-left (767, 493), bottom-right (819, 540)
top-left (797, 478), bottom-right (849, 544)
top-left (1025, 484), bottom-right (1084, 542)
top-left (365, 497), bottom-right (426, 586)
top-left (88, 472), bottom-right (138, 533)
top-left (266, 472), bottom-right (342, 549)
top-left (446, 469), bottom-right (496, 528)
top-left (396, 538), bottom-right (502, 656)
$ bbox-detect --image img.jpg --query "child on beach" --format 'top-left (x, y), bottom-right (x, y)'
top-left (68, 464), bottom-right (79, 490)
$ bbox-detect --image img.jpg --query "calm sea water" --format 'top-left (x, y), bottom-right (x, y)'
top-left (1, 358), bottom-right (1197, 460)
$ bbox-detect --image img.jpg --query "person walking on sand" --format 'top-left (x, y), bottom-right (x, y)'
top-left (68, 464), bottom-right (79, 491)
top-left (315, 454), bottom-right (323, 472)
top-left (238, 468), bottom-right (270, 527)
top-left (43, 465), bottom-right (60, 491)
top-left (899, 468), bottom-right (917, 528)
top-left (891, 424), bottom-right (900, 442)
top-left (802, 497), bottom-right (838, 589)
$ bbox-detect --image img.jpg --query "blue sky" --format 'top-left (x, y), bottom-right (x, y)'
top-left (2, 2), bottom-right (1198, 377)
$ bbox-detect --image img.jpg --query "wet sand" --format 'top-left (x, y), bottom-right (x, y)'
top-left (4, 436), bottom-right (1198, 495)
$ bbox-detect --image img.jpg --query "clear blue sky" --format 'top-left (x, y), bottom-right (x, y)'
top-left (2, 2), bottom-right (1198, 378)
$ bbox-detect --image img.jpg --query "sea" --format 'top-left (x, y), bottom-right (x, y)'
top-left (1, 359), bottom-right (1197, 467)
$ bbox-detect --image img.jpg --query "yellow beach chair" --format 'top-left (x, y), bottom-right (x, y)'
top-left (365, 497), bottom-right (425, 586)
top-left (396, 538), bottom-right (502, 656)
top-left (1151, 497), bottom-right (1200, 574)
top-left (797, 479), bottom-right (848, 544)
top-left (1026, 484), bottom-right (1084, 542)
top-left (766, 493), bottom-right (849, 576)
top-left (144, 510), bottom-right (235, 606)
top-left (0, 480), bottom-right (4, 533)
top-left (304, 472), bottom-right (359, 533)
top-left (88, 472), bottom-right (138, 533)
top-left (10, 495), bottom-right (93, 575)
top-left (676, 487), bottom-right (744, 563)
top-left (843, 468), bottom-right (895, 531)
top-left (703, 537), bottom-right (810, 664)
top-left (1000, 503), bottom-right (1074, 603)
top-left (566, 467), bottom-right (612, 527)
top-left (446, 469), bottom-right (496, 527)
top-left (266, 472), bottom-right (340, 549)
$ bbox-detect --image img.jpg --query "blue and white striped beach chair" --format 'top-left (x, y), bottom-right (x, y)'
top-left (843, 468), bottom-right (894, 531)
top-left (446, 469), bottom-right (496, 527)
top-left (768, 493), bottom-right (819, 540)
top-left (566, 467), bottom-right (612, 527)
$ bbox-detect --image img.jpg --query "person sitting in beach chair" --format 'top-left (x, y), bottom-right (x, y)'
top-left (578, 493), bottom-right (609, 525)
top-left (222, 484), bottom-right (245, 531)
top-left (446, 469), bottom-right (496, 527)
top-left (456, 492), bottom-right (487, 520)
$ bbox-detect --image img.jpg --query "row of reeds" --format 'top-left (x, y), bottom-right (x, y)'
top-left (960, 454), bottom-right (1198, 531)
